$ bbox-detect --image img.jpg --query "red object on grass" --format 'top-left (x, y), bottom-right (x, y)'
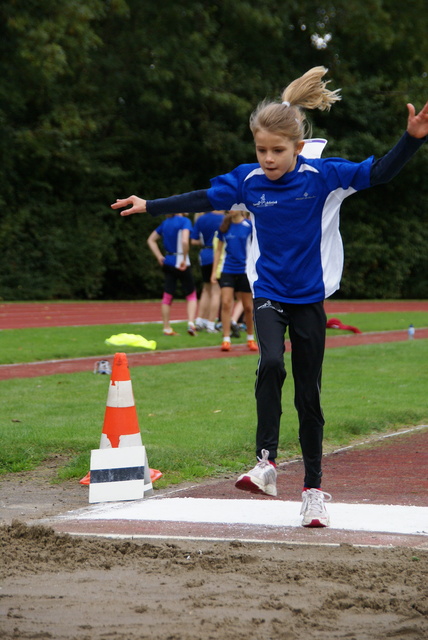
top-left (326, 317), bottom-right (362, 334)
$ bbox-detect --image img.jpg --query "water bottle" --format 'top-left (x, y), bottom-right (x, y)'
top-left (408, 324), bottom-right (415, 340)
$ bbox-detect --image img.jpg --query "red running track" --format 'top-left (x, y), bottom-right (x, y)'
top-left (1, 300), bottom-right (428, 329)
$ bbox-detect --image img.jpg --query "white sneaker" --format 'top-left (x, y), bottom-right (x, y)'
top-left (300, 489), bottom-right (332, 527)
top-left (235, 449), bottom-right (277, 496)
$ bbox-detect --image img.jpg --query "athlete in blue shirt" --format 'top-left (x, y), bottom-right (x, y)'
top-left (211, 210), bottom-right (258, 352)
top-left (190, 210), bottom-right (224, 332)
top-left (112, 66), bottom-right (428, 528)
top-left (147, 214), bottom-right (198, 336)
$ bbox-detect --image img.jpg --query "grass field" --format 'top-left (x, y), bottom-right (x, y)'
top-left (1, 309), bottom-right (427, 486)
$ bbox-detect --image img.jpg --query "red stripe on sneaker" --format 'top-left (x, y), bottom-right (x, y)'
top-left (235, 476), bottom-right (266, 495)
top-left (303, 519), bottom-right (328, 528)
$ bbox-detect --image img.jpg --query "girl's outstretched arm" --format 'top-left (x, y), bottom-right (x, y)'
top-left (407, 100), bottom-right (428, 138)
top-left (112, 191), bottom-right (212, 217)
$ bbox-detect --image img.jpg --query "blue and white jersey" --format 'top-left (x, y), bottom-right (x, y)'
top-left (207, 154), bottom-right (373, 303)
top-left (155, 215), bottom-right (192, 268)
top-left (218, 219), bottom-right (252, 274)
top-left (191, 212), bottom-right (224, 266)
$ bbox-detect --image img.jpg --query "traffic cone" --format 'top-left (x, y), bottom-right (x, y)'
top-left (100, 351), bottom-right (142, 449)
top-left (80, 352), bottom-right (162, 494)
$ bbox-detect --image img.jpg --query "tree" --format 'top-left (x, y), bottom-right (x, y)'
top-left (0, 0), bottom-right (128, 298)
top-left (0, 0), bottom-right (426, 300)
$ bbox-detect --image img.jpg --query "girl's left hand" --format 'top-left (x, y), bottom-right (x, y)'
top-left (407, 101), bottom-right (428, 138)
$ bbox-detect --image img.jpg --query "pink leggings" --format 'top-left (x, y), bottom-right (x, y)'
top-left (162, 290), bottom-right (196, 305)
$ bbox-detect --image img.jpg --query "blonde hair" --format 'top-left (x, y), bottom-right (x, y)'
top-left (249, 66), bottom-right (341, 142)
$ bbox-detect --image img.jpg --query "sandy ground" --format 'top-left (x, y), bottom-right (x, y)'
top-left (1, 462), bottom-right (428, 640)
top-left (1, 301), bottom-right (427, 639)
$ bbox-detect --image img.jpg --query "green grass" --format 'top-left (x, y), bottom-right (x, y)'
top-left (0, 322), bottom-right (223, 364)
top-left (1, 311), bottom-right (427, 365)
top-left (1, 339), bottom-right (427, 487)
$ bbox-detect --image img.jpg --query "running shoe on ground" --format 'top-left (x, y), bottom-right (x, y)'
top-left (300, 488), bottom-right (332, 527)
top-left (247, 340), bottom-right (258, 351)
top-left (187, 322), bottom-right (197, 336)
top-left (235, 449), bottom-right (277, 496)
top-left (206, 327), bottom-right (219, 334)
top-left (195, 321), bottom-right (205, 331)
top-left (231, 322), bottom-right (241, 338)
top-left (163, 328), bottom-right (179, 336)
top-left (221, 340), bottom-right (231, 352)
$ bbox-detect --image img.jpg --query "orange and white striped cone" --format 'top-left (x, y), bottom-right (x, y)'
top-left (80, 352), bottom-right (162, 494)
top-left (100, 351), bottom-right (141, 449)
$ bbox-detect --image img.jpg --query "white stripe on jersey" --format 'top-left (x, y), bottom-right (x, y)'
top-left (246, 211), bottom-right (259, 296)
top-left (174, 229), bottom-right (190, 268)
top-left (298, 162), bottom-right (320, 174)
top-left (244, 167), bottom-right (264, 182)
top-left (320, 187), bottom-right (357, 298)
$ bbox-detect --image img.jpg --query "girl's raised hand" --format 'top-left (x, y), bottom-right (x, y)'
top-left (407, 101), bottom-right (428, 139)
top-left (111, 195), bottom-right (147, 216)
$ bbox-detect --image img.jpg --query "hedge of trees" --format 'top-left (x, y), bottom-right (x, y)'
top-left (0, 0), bottom-right (427, 300)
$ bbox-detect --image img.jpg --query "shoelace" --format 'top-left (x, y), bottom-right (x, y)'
top-left (255, 449), bottom-right (272, 469)
top-left (300, 489), bottom-right (332, 515)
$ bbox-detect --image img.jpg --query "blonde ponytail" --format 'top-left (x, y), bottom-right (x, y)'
top-left (281, 66), bottom-right (341, 111)
top-left (249, 66), bottom-right (341, 142)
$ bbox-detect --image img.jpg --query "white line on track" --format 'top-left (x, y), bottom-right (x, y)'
top-left (56, 498), bottom-right (427, 537)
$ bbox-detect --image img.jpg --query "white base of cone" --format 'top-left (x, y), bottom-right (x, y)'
top-left (89, 446), bottom-right (147, 504)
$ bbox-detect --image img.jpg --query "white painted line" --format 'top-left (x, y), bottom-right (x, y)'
top-left (57, 497), bottom-right (428, 536)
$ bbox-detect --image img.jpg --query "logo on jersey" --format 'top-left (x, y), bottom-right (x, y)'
top-left (252, 194), bottom-right (278, 208)
top-left (295, 191), bottom-right (316, 201)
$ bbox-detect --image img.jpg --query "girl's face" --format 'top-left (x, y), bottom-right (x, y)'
top-left (254, 129), bottom-right (304, 181)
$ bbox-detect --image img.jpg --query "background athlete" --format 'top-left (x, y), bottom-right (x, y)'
top-left (211, 209), bottom-right (257, 353)
top-left (147, 213), bottom-right (198, 336)
top-left (190, 210), bottom-right (224, 333)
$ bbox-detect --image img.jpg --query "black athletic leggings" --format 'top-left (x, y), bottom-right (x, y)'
top-left (253, 298), bottom-right (326, 488)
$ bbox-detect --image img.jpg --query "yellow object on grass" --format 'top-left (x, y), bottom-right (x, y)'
top-left (105, 333), bottom-right (157, 350)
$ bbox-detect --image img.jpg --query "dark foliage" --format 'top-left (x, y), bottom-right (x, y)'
top-left (0, 0), bottom-right (426, 300)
